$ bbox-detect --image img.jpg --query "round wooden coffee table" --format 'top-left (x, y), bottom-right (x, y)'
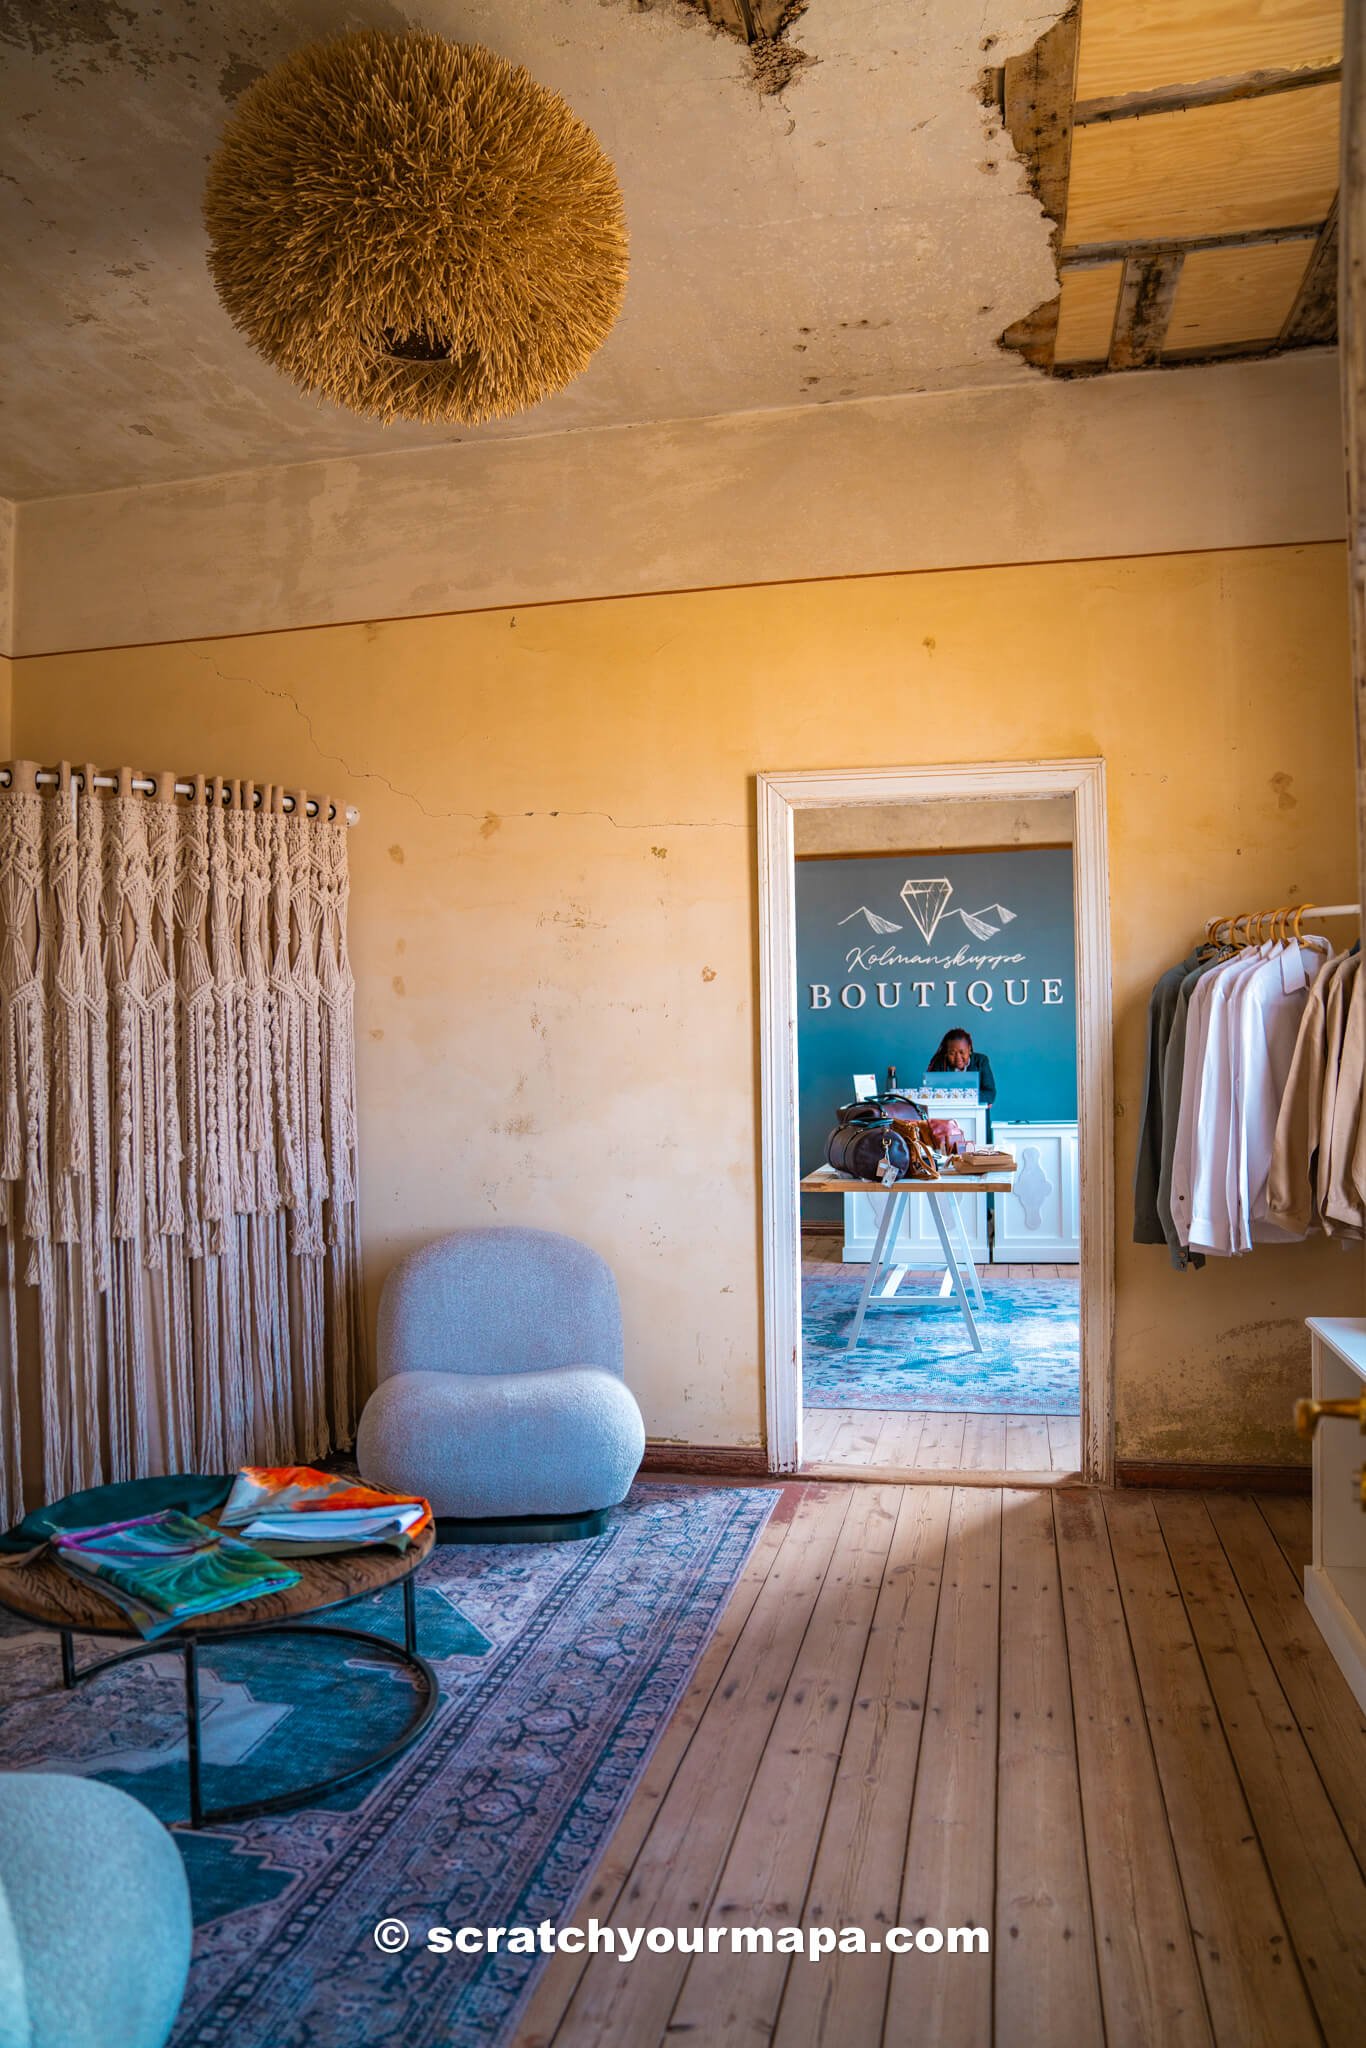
top-left (0, 1509), bottom-right (439, 1829)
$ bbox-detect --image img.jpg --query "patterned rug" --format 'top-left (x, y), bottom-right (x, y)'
top-left (803, 1276), bottom-right (1080, 1414)
top-left (0, 1481), bottom-right (777, 2047)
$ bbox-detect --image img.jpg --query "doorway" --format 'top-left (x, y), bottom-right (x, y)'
top-left (757, 760), bottom-right (1114, 1484)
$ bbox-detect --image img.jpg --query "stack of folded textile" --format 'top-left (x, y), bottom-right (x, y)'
top-left (218, 1466), bottom-right (433, 1555)
top-left (51, 1512), bottom-right (300, 1638)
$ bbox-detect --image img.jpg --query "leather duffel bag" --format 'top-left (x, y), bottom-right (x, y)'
top-left (826, 1119), bottom-right (911, 1181)
top-left (836, 1092), bottom-right (926, 1128)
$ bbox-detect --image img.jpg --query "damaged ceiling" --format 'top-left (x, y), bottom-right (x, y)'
top-left (0, 0), bottom-right (1063, 498)
top-left (998, 0), bottom-right (1342, 376)
top-left (0, 1), bottom-right (1342, 501)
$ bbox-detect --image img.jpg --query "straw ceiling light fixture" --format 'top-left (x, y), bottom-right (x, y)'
top-left (203, 30), bottom-right (628, 426)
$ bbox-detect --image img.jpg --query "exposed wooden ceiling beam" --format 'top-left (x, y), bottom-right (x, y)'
top-left (1063, 221), bottom-right (1326, 269)
top-left (1281, 196), bottom-right (1340, 343)
top-left (1109, 252), bottom-right (1185, 368)
top-left (996, 6), bottom-right (1339, 377)
top-left (1074, 62), bottom-right (1342, 128)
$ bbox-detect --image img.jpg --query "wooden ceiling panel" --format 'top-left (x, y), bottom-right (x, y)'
top-left (1054, 263), bottom-right (1125, 362)
top-left (1063, 82), bottom-right (1341, 248)
top-left (1074, 0), bottom-right (1343, 102)
top-left (1163, 237), bottom-right (1316, 351)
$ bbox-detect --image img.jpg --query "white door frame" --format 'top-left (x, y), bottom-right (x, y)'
top-left (757, 757), bottom-right (1115, 1483)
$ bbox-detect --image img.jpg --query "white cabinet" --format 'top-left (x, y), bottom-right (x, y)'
top-left (1305, 1319), bottom-right (1366, 1713)
top-left (841, 1107), bottom-right (990, 1264)
top-left (992, 1120), bottom-right (1080, 1262)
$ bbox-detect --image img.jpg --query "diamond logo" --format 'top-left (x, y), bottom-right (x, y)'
top-left (899, 877), bottom-right (953, 942)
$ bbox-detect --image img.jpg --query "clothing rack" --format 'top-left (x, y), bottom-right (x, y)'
top-left (0, 764), bottom-right (360, 826)
top-left (1203, 901), bottom-right (1360, 928)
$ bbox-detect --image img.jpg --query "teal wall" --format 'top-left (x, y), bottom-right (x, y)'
top-left (797, 847), bottom-right (1077, 1216)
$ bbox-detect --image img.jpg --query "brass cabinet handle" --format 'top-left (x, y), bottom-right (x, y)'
top-left (1295, 1394), bottom-right (1366, 1438)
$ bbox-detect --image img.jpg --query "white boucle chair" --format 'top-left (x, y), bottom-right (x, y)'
top-left (356, 1226), bottom-right (645, 1541)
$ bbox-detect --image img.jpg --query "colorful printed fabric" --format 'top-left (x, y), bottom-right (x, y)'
top-left (52, 1511), bottom-right (301, 1638)
top-left (219, 1466), bottom-right (433, 1552)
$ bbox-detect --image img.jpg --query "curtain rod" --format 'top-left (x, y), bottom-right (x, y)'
top-left (0, 765), bottom-right (360, 826)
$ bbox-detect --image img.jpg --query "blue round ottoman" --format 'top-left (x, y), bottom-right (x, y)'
top-left (0, 1774), bottom-right (191, 2048)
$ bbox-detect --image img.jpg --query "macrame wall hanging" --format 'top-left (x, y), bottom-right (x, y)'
top-left (203, 30), bottom-right (629, 426)
top-left (0, 763), bottom-right (364, 1527)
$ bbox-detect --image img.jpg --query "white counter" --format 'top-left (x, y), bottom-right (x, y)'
top-left (1304, 1317), bottom-right (1366, 1713)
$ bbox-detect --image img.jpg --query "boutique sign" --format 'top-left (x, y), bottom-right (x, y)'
top-left (808, 876), bottom-right (1065, 1014)
top-left (795, 848), bottom-right (1078, 1167)
top-left (806, 877), bottom-right (1065, 1014)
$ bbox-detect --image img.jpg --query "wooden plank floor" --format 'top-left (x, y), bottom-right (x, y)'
top-left (803, 1406), bottom-right (1080, 1476)
top-left (801, 1234), bottom-right (1081, 1478)
top-left (516, 1482), bottom-right (1366, 2048)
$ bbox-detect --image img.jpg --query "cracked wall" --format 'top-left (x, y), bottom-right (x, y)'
top-left (11, 543), bottom-right (1359, 1463)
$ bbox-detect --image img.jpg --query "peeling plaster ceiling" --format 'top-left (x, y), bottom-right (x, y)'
top-left (0, 0), bottom-right (1061, 500)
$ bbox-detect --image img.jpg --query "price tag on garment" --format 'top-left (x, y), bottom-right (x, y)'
top-left (1280, 944), bottom-right (1307, 994)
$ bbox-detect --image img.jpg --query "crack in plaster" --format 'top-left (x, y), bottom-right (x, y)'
top-left (194, 652), bottom-right (745, 831)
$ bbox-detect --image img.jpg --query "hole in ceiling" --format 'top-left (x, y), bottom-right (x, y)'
top-left (638, 0), bottom-right (813, 98)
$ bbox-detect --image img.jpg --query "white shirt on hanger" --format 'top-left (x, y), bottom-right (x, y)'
top-left (1184, 947), bottom-right (1270, 1255)
top-left (1216, 942), bottom-right (1316, 1247)
top-left (1238, 943), bottom-right (1325, 1246)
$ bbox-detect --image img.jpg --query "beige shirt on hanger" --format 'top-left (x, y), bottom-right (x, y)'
top-left (1323, 954), bottom-right (1365, 1235)
top-left (1277, 954), bottom-right (1351, 1236)
top-left (1267, 951), bottom-right (1347, 1235)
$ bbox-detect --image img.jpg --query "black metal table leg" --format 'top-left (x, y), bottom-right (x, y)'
top-left (26, 1577), bottom-right (438, 1828)
top-left (183, 1638), bottom-right (204, 1829)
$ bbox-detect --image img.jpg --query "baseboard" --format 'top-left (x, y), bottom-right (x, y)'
top-left (1115, 1459), bottom-right (1311, 1495)
top-left (640, 1442), bottom-right (771, 1477)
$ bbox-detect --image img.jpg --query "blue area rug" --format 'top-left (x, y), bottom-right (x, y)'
top-left (0, 1481), bottom-right (777, 2047)
top-left (803, 1276), bottom-right (1080, 1414)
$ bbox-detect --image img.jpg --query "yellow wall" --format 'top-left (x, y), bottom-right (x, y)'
top-left (12, 540), bottom-right (1359, 1464)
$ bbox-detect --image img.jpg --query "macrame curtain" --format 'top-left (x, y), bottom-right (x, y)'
top-left (0, 762), bottom-right (364, 1528)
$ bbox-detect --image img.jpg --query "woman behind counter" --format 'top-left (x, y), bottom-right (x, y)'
top-left (927, 1028), bottom-right (996, 1136)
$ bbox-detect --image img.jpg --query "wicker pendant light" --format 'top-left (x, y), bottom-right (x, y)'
top-left (204, 30), bottom-right (628, 426)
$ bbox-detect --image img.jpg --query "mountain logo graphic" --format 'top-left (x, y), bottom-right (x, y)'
top-left (838, 905), bottom-right (903, 934)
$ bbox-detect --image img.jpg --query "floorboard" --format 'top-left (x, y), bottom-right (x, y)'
top-left (770, 1486), bottom-right (952, 2048)
top-left (890, 1486), bottom-right (1001, 2041)
top-left (1051, 1489), bottom-right (1211, 2044)
top-left (1254, 1494), bottom-right (1313, 1579)
top-left (1205, 1493), bottom-right (1366, 1877)
top-left (995, 1489), bottom-right (1103, 2045)
top-left (803, 1408), bottom-right (1078, 1477)
top-left (1103, 1492), bottom-right (1316, 2043)
top-left (1154, 1493), bottom-right (1366, 2046)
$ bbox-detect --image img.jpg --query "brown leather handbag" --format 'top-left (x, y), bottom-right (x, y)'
top-left (889, 1119), bottom-right (940, 1179)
